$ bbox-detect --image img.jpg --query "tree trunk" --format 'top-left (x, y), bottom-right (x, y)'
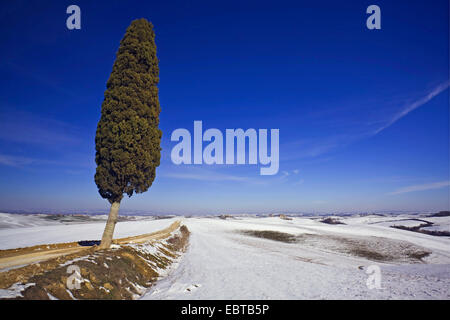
top-left (99, 201), bottom-right (121, 249)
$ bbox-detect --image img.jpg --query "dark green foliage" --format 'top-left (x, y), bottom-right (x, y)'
top-left (95, 19), bottom-right (162, 204)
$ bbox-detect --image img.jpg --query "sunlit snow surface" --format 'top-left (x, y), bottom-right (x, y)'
top-left (0, 213), bottom-right (449, 299)
top-left (0, 213), bottom-right (178, 249)
top-left (142, 215), bottom-right (450, 299)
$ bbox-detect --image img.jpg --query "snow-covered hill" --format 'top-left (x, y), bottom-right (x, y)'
top-left (0, 213), bottom-right (178, 250)
top-left (0, 213), bottom-right (449, 299)
top-left (143, 215), bottom-right (450, 299)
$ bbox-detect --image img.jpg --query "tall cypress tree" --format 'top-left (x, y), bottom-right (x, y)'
top-left (95, 18), bottom-right (162, 249)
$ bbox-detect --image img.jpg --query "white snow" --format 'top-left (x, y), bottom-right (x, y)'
top-left (141, 216), bottom-right (450, 300)
top-left (0, 213), bottom-right (178, 250)
top-left (1, 213), bottom-right (449, 299)
top-left (0, 283), bottom-right (35, 299)
top-left (0, 213), bottom-right (62, 229)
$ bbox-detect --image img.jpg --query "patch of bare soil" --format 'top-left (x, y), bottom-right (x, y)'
top-left (239, 230), bottom-right (297, 243)
top-left (239, 229), bottom-right (431, 263)
top-left (427, 211), bottom-right (450, 217)
top-left (320, 217), bottom-right (345, 225)
top-left (391, 222), bottom-right (450, 237)
top-left (296, 233), bottom-right (431, 263)
top-left (0, 224), bottom-right (190, 300)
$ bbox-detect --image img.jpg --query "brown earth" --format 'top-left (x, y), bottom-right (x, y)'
top-left (239, 229), bottom-right (431, 263)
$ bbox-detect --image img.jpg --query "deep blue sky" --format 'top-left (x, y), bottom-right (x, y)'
top-left (0, 0), bottom-right (448, 214)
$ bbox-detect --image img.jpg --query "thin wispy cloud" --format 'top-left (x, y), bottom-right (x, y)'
top-left (388, 180), bottom-right (450, 195)
top-left (160, 165), bottom-right (294, 186)
top-left (162, 166), bottom-right (251, 182)
top-left (277, 169), bottom-right (302, 184)
top-left (165, 172), bottom-right (249, 182)
top-left (2, 61), bottom-right (77, 97)
top-left (293, 178), bottom-right (304, 186)
top-left (0, 154), bottom-right (36, 167)
top-left (0, 152), bottom-right (95, 169)
top-left (0, 111), bottom-right (81, 146)
top-left (374, 81), bottom-right (450, 135)
top-left (283, 81), bottom-right (449, 162)
top-left (281, 133), bottom-right (365, 161)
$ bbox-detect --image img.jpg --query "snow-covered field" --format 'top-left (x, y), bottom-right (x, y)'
top-left (0, 213), bottom-right (178, 249)
top-left (143, 215), bottom-right (450, 300)
top-left (1, 212), bottom-right (449, 299)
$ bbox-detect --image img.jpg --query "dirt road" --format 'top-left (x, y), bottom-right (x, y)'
top-left (0, 220), bottom-right (181, 270)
